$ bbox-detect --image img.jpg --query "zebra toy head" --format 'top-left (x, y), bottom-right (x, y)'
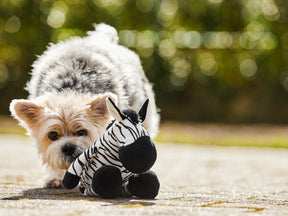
top-left (62, 97), bottom-right (159, 198)
top-left (106, 97), bottom-right (157, 174)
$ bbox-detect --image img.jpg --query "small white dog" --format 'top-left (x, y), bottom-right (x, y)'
top-left (10, 24), bottom-right (160, 188)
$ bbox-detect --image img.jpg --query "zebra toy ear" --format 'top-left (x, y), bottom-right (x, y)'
top-left (106, 97), bottom-right (126, 121)
top-left (138, 99), bottom-right (149, 123)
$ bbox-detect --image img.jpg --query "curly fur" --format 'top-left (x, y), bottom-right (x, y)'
top-left (10, 24), bottom-right (160, 188)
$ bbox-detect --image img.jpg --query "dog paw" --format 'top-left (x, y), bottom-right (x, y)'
top-left (44, 178), bottom-right (63, 188)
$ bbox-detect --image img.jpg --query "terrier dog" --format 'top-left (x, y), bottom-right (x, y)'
top-left (10, 24), bottom-right (160, 188)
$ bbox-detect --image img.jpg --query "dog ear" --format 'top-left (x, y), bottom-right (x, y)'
top-left (106, 97), bottom-right (125, 122)
top-left (10, 99), bottom-right (43, 130)
top-left (138, 99), bottom-right (149, 123)
top-left (88, 93), bottom-right (118, 120)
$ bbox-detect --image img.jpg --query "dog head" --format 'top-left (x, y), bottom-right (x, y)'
top-left (10, 92), bottom-right (117, 171)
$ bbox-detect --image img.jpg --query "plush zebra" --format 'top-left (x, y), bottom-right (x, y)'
top-left (62, 97), bottom-right (159, 199)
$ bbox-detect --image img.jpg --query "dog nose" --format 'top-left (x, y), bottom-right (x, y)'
top-left (62, 143), bottom-right (76, 155)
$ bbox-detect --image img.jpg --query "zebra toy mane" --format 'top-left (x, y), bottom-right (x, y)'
top-left (122, 109), bottom-right (140, 124)
top-left (106, 109), bottom-right (139, 130)
top-left (62, 97), bottom-right (159, 199)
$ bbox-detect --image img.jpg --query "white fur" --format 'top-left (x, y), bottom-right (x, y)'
top-left (10, 24), bottom-right (160, 188)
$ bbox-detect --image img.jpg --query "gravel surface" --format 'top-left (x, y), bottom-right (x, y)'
top-left (0, 134), bottom-right (288, 215)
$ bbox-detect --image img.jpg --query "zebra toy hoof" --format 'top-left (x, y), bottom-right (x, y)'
top-left (127, 170), bottom-right (160, 199)
top-left (62, 171), bottom-right (81, 189)
top-left (92, 165), bottom-right (122, 199)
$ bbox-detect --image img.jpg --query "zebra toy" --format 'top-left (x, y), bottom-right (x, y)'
top-left (62, 97), bottom-right (160, 199)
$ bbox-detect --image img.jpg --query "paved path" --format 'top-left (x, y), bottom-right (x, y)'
top-left (0, 134), bottom-right (288, 215)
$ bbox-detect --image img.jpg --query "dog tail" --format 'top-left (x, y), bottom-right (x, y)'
top-left (87, 23), bottom-right (119, 44)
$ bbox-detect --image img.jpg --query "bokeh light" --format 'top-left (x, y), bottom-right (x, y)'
top-left (197, 52), bottom-right (217, 76)
top-left (47, 2), bottom-right (67, 28)
top-left (5, 16), bottom-right (21, 33)
top-left (239, 59), bottom-right (257, 78)
top-left (0, 0), bottom-right (288, 122)
top-left (158, 39), bottom-right (176, 59)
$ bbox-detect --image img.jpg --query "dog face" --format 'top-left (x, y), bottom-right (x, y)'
top-left (10, 92), bottom-right (116, 171)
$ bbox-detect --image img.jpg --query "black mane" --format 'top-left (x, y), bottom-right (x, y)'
top-left (122, 109), bottom-right (140, 124)
top-left (106, 119), bottom-right (116, 130)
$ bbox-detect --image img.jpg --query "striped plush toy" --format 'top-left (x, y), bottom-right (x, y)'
top-left (62, 97), bottom-right (159, 199)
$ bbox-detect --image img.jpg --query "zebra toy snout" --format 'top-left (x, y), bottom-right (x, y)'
top-left (118, 136), bottom-right (157, 174)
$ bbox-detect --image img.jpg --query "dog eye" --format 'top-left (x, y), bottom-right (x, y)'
top-left (48, 131), bottom-right (59, 141)
top-left (75, 129), bottom-right (88, 137)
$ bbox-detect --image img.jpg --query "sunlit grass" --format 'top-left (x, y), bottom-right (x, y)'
top-left (156, 133), bottom-right (288, 148)
top-left (155, 122), bottom-right (288, 148)
top-left (0, 116), bottom-right (26, 135)
top-left (1, 116), bottom-right (288, 148)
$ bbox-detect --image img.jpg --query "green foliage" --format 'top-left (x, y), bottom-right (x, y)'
top-left (1, 0), bottom-right (288, 123)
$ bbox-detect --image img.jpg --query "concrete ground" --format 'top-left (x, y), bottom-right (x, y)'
top-left (0, 134), bottom-right (288, 216)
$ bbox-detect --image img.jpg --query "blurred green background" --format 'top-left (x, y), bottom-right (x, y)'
top-left (1, 0), bottom-right (288, 124)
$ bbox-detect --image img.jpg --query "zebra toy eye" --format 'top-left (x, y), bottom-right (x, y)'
top-left (48, 131), bottom-right (59, 141)
top-left (75, 129), bottom-right (88, 137)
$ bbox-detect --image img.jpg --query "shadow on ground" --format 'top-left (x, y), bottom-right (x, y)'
top-left (2, 187), bottom-right (157, 207)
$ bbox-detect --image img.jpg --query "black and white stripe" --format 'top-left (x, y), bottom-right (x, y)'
top-left (66, 118), bottom-right (149, 196)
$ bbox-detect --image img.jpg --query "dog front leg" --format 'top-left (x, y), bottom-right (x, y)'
top-left (44, 169), bottom-right (66, 188)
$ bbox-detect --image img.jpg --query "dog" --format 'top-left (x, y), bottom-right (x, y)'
top-left (10, 24), bottom-right (160, 188)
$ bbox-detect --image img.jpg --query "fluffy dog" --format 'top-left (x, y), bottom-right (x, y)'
top-left (10, 24), bottom-right (160, 188)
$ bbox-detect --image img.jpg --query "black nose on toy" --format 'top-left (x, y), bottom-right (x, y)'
top-left (62, 143), bottom-right (76, 155)
top-left (118, 136), bottom-right (157, 173)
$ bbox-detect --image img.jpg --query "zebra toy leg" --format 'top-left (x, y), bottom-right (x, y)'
top-left (91, 165), bottom-right (122, 198)
top-left (125, 170), bottom-right (160, 199)
top-left (62, 172), bottom-right (81, 189)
